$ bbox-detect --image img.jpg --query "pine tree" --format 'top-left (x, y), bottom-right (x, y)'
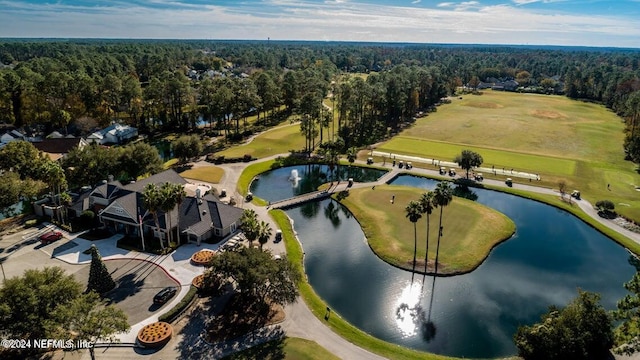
top-left (87, 245), bottom-right (116, 294)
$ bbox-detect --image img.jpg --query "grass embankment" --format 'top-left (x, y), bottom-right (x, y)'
top-left (237, 159), bottom-right (277, 206)
top-left (377, 91), bottom-right (640, 221)
top-left (337, 185), bottom-right (515, 275)
top-left (179, 166), bottom-right (225, 184)
top-left (269, 209), bottom-right (460, 360)
top-left (216, 120), bottom-right (304, 159)
top-left (221, 337), bottom-right (340, 360)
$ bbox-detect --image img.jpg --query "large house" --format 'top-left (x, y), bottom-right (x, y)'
top-left (32, 137), bottom-right (88, 161)
top-left (86, 169), bottom-right (242, 246)
top-left (87, 123), bottom-right (138, 145)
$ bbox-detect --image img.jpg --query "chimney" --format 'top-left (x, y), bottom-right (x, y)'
top-left (196, 188), bottom-right (201, 199)
top-left (108, 174), bottom-right (114, 182)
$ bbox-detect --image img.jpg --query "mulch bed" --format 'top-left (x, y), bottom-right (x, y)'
top-left (206, 293), bottom-right (284, 343)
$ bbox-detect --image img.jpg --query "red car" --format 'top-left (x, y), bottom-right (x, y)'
top-left (39, 231), bottom-right (63, 244)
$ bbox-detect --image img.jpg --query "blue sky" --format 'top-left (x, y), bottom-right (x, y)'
top-left (1, 0), bottom-right (639, 48)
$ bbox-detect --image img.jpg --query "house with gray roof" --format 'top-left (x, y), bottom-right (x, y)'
top-left (87, 123), bottom-right (138, 145)
top-left (83, 169), bottom-right (241, 247)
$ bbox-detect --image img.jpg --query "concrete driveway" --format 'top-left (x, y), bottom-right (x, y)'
top-left (70, 258), bottom-right (180, 324)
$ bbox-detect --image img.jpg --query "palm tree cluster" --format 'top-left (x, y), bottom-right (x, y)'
top-left (141, 182), bottom-right (187, 250)
top-left (240, 209), bottom-right (273, 250)
top-left (405, 182), bottom-right (453, 275)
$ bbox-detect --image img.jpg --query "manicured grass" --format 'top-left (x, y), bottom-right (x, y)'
top-left (380, 137), bottom-right (577, 176)
top-left (337, 185), bottom-right (515, 274)
top-left (400, 92), bottom-right (623, 161)
top-left (216, 121), bottom-right (305, 159)
top-left (179, 166), bottom-right (225, 184)
top-left (377, 91), bottom-right (640, 222)
top-left (269, 209), bottom-right (461, 360)
top-left (163, 158), bottom-right (178, 169)
top-left (237, 159), bottom-right (277, 198)
top-left (222, 337), bottom-right (340, 360)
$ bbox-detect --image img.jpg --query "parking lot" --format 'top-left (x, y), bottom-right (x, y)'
top-left (0, 225), bottom-right (180, 325)
top-left (71, 258), bottom-right (180, 324)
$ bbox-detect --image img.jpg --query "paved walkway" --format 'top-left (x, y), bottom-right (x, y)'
top-left (29, 153), bottom-right (640, 360)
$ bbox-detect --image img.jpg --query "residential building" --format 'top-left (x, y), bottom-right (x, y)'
top-left (83, 169), bottom-right (242, 246)
top-left (87, 123), bottom-right (138, 145)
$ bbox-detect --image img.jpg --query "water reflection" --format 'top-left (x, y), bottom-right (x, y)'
top-left (250, 164), bottom-right (387, 202)
top-left (278, 174), bottom-right (636, 358)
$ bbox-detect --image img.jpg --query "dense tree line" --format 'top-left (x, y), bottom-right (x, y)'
top-left (0, 40), bottom-right (639, 157)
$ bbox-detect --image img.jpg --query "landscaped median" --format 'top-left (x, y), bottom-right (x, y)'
top-left (158, 285), bottom-right (198, 323)
top-left (335, 185), bottom-right (516, 275)
top-left (268, 209), bottom-right (463, 360)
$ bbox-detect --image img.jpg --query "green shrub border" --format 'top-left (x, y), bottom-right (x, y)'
top-left (158, 285), bottom-right (198, 323)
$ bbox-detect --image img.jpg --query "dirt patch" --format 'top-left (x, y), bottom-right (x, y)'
top-left (531, 109), bottom-right (567, 119)
top-left (464, 102), bottom-right (503, 109)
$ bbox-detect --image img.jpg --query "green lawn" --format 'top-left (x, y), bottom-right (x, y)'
top-left (216, 121), bottom-right (305, 159)
top-left (221, 337), bottom-right (340, 360)
top-left (179, 166), bottom-right (225, 184)
top-left (337, 185), bottom-right (515, 274)
top-left (377, 91), bottom-right (640, 222)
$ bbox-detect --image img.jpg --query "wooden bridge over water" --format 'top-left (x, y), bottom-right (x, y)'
top-left (268, 168), bottom-right (400, 209)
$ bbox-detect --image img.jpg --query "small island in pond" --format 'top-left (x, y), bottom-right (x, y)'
top-left (336, 185), bottom-right (516, 275)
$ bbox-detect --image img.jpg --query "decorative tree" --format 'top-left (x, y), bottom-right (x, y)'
top-left (454, 149), bottom-right (483, 179)
top-left (87, 245), bottom-right (116, 294)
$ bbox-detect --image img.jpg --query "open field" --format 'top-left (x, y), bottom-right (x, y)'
top-left (337, 185), bottom-right (515, 275)
top-left (179, 166), bottom-right (225, 184)
top-left (377, 91), bottom-right (640, 221)
top-left (215, 121), bottom-right (305, 159)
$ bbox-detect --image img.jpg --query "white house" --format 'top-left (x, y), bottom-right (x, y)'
top-left (87, 123), bottom-right (138, 145)
top-left (0, 129), bottom-right (26, 144)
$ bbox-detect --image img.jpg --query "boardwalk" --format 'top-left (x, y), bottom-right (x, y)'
top-left (269, 167), bottom-right (401, 209)
top-left (269, 190), bottom-right (332, 209)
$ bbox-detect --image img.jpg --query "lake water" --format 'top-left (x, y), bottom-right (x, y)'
top-left (252, 169), bottom-right (635, 358)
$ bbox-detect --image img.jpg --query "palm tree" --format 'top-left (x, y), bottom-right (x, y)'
top-left (142, 183), bottom-right (164, 250)
top-left (257, 220), bottom-right (272, 251)
top-left (168, 183), bottom-right (186, 244)
top-left (240, 209), bottom-right (259, 246)
top-left (159, 183), bottom-right (178, 246)
top-left (419, 191), bottom-right (437, 274)
top-left (433, 182), bottom-right (453, 275)
top-left (405, 200), bottom-right (423, 273)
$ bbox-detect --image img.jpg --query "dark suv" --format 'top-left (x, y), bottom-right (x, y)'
top-left (153, 286), bottom-right (178, 305)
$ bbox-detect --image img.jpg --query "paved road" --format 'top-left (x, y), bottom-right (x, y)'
top-left (10, 153), bottom-right (640, 360)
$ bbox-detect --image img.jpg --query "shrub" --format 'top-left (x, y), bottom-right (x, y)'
top-left (596, 200), bottom-right (615, 212)
top-left (24, 219), bottom-right (39, 228)
top-left (158, 286), bottom-right (198, 323)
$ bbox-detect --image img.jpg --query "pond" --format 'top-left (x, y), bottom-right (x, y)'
top-left (252, 168), bottom-right (636, 358)
top-left (249, 163), bottom-right (387, 202)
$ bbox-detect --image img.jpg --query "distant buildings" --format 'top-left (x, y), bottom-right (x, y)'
top-left (87, 123), bottom-right (138, 145)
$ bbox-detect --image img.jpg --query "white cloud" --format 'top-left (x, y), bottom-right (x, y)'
top-left (0, 0), bottom-right (638, 48)
top-left (412, 0), bottom-right (422, 4)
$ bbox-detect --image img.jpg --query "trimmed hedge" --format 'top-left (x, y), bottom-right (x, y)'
top-left (158, 285), bottom-right (198, 323)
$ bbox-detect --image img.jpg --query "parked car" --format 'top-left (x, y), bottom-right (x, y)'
top-left (39, 231), bottom-right (63, 244)
top-left (153, 286), bottom-right (178, 305)
top-left (275, 230), bottom-right (282, 243)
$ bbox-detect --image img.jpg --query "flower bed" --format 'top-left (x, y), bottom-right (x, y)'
top-left (190, 250), bottom-right (216, 266)
top-left (192, 274), bottom-right (205, 289)
top-left (137, 321), bottom-right (173, 348)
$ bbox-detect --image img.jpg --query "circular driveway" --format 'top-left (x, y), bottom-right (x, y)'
top-left (71, 259), bottom-right (180, 324)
